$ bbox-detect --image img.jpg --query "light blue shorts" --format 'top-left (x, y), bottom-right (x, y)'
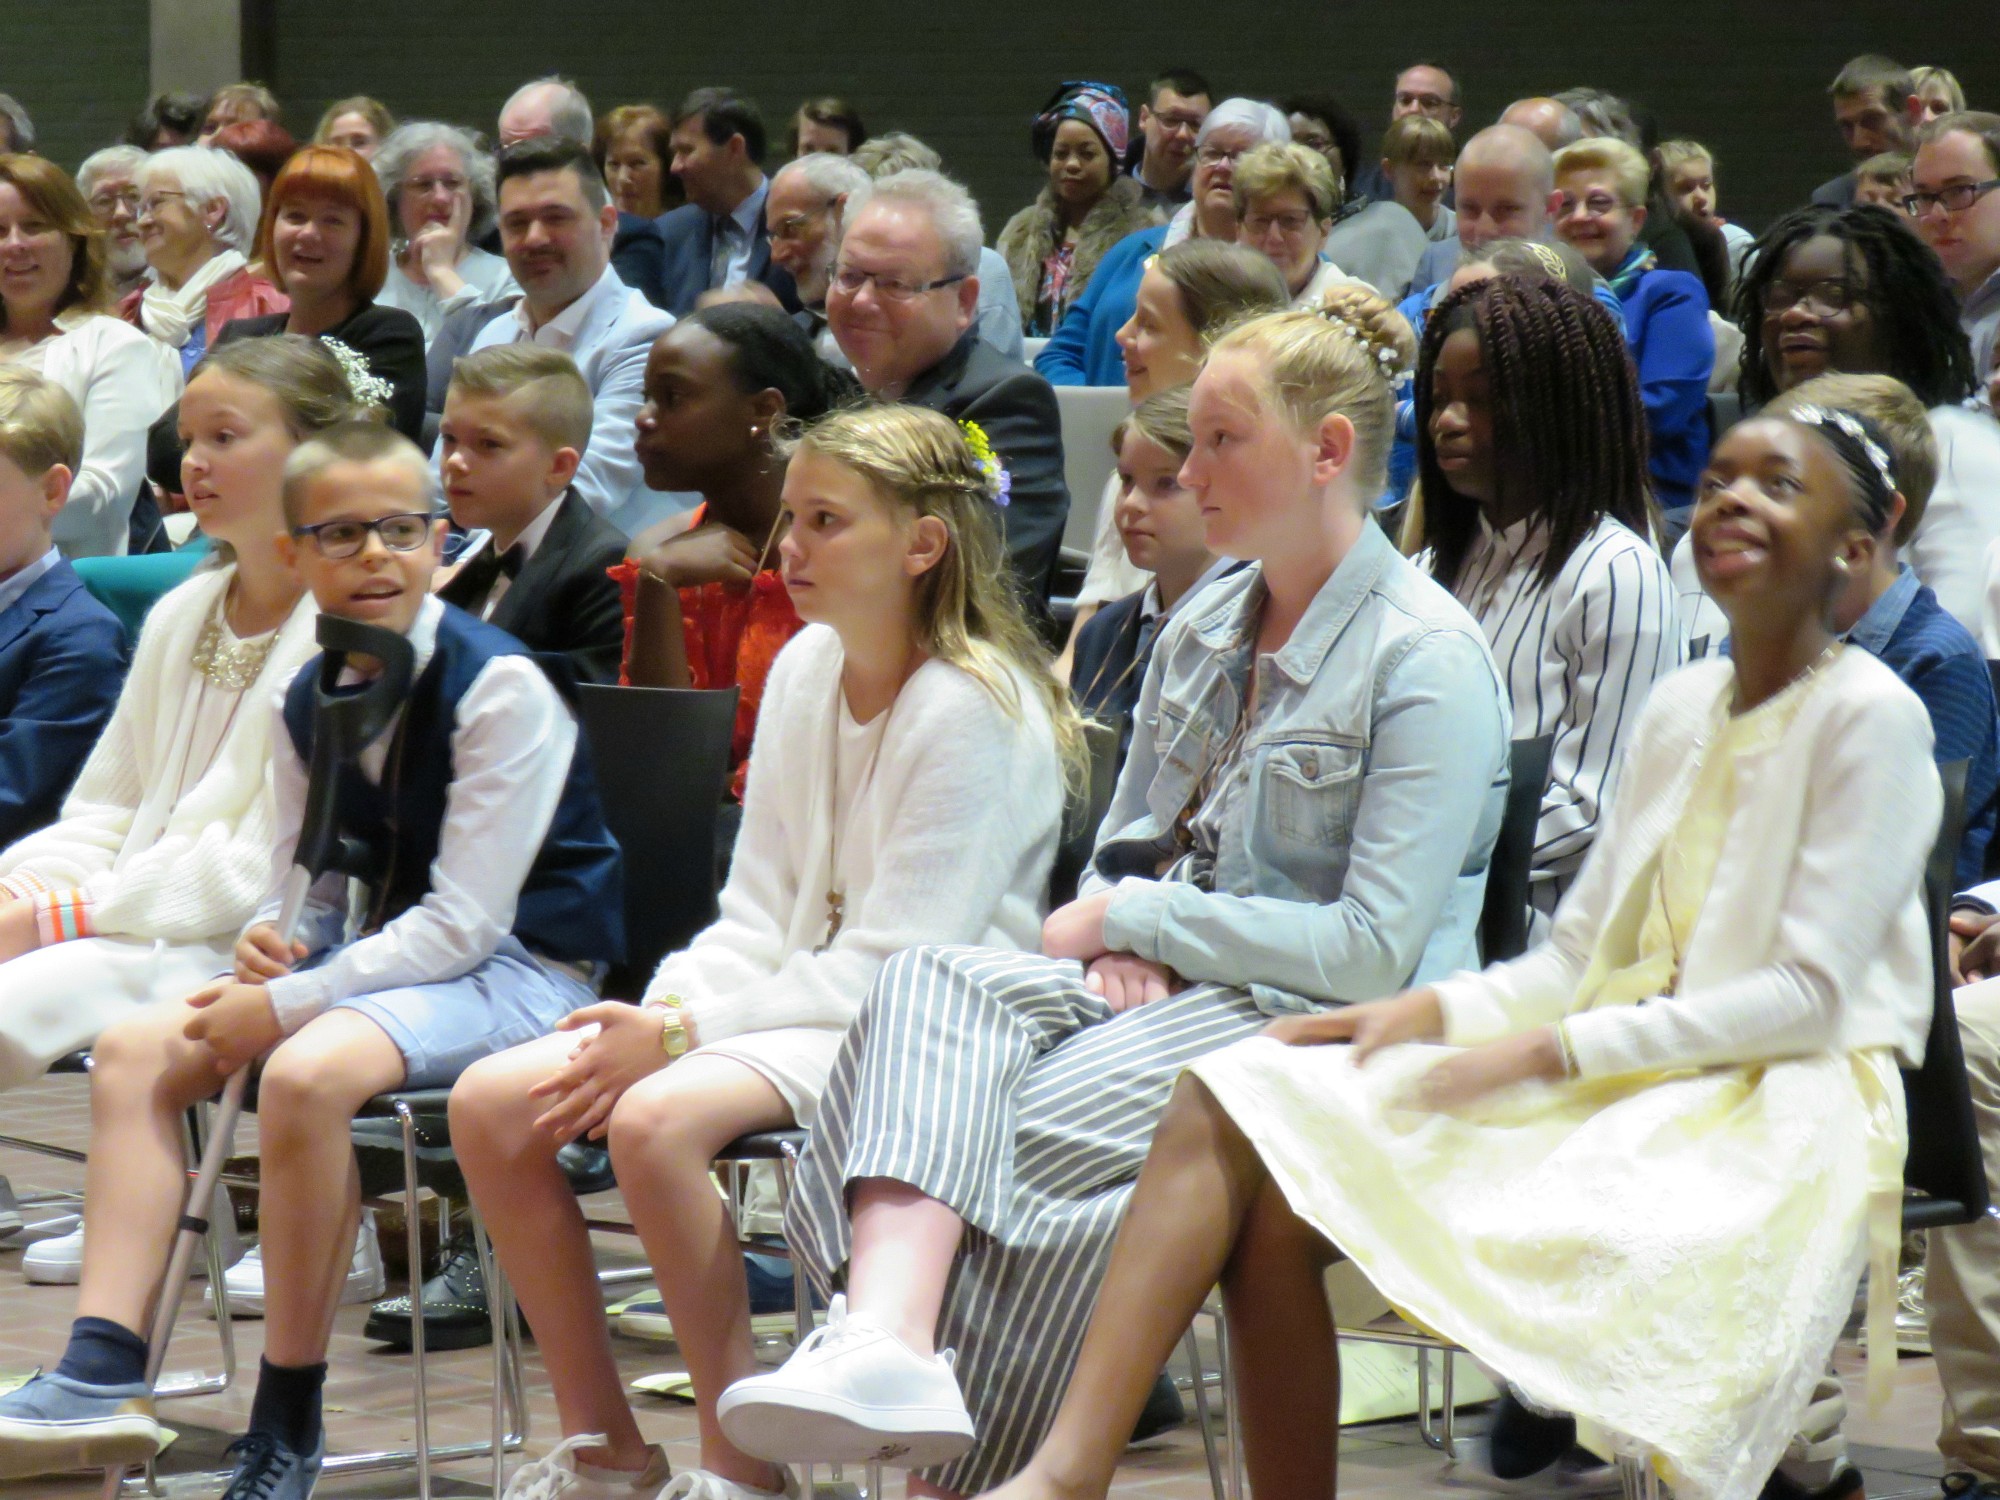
top-left (311, 936), bottom-right (595, 1089)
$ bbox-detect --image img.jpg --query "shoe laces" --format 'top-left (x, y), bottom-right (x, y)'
top-left (220, 1433), bottom-right (290, 1500)
top-left (787, 1295), bottom-right (875, 1360)
top-left (660, 1469), bottom-right (792, 1500)
top-left (504, 1432), bottom-right (613, 1500)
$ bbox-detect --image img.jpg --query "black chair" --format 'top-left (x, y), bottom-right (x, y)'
top-left (1480, 735), bottom-right (1556, 965)
top-left (1048, 715), bottom-right (1126, 908)
top-left (574, 683), bottom-right (740, 996)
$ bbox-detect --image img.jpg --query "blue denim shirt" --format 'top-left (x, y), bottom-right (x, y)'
top-left (1090, 519), bottom-right (1512, 1014)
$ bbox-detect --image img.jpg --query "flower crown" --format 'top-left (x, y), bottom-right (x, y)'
top-left (323, 337), bottom-right (394, 412)
top-left (1313, 305), bottom-right (1404, 377)
top-left (1788, 403), bottom-right (1898, 492)
top-left (958, 419), bottom-right (1012, 508)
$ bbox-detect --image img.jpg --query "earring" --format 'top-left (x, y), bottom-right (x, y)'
top-left (1832, 557), bottom-right (1851, 574)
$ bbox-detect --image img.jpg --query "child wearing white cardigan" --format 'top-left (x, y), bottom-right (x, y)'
top-left (451, 403), bottom-right (1082, 1500)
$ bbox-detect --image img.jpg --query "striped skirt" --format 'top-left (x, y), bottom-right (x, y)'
top-left (784, 944), bottom-right (1272, 1492)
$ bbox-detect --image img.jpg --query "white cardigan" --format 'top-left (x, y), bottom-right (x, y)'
top-left (1908, 404), bottom-right (2000, 639)
top-left (0, 567), bottom-right (319, 942)
top-left (26, 313), bottom-right (184, 558)
top-left (1436, 650), bottom-right (1938, 1078)
top-left (649, 624), bottom-right (1063, 1045)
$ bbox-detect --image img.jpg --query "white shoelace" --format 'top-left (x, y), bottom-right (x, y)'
top-left (779, 1295), bottom-right (956, 1371)
top-left (659, 1470), bottom-right (793, 1500)
top-left (502, 1433), bottom-right (613, 1500)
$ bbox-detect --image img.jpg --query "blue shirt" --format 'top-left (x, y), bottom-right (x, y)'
top-left (712, 178), bottom-right (770, 291)
top-left (1848, 566), bottom-right (1999, 888)
top-left (0, 547), bottom-right (60, 620)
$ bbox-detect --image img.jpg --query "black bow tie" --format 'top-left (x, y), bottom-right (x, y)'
top-left (457, 542), bottom-right (524, 602)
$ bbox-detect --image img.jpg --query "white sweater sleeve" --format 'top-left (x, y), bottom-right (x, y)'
top-left (47, 322), bottom-right (183, 558)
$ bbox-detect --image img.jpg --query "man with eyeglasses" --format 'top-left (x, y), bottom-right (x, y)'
top-left (1131, 68), bottom-right (1214, 213)
top-left (828, 169), bottom-right (1069, 611)
top-left (1912, 112), bottom-right (2000, 405)
top-left (1351, 63), bottom-right (1463, 204)
top-left (766, 151), bottom-right (872, 358)
top-left (76, 147), bottom-right (151, 300)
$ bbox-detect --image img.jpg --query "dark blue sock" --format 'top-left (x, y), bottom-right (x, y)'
top-left (247, 1357), bottom-right (325, 1454)
top-left (52, 1316), bottom-right (147, 1387)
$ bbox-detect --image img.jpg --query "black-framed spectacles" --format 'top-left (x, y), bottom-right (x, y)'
top-left (290, 512), bottom-right (442, 560)
top-left (1903, 179), bottom-right (2000, 217)
top-left (829, 267), bottom-right (967, 302)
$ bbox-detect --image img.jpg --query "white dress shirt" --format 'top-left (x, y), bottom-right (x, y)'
top-left (458, 494), bottom-right (565, 620)
top-left (258, 596), bottom-right (580, 1031)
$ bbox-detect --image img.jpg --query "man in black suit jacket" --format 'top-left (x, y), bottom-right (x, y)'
top-left (655, 88), bottom-right (798, 315)
top-left (828, 173), bottom-right (1069, 609)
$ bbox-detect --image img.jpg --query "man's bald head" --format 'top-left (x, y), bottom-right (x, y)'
top-left (1500, 98), bottom-right (1584, 152)
top-left (1453, 124), bottom-right (1559, 250)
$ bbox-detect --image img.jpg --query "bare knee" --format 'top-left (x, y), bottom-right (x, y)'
top-left (257, 1045), bottom-right (375, 1132)
top-left (606, 1081), bottom-right (733, 1173)
top-left (449, 1046), bottom-right (551, 1158)
top-left (90, 1004), bottom-right (212, 1107)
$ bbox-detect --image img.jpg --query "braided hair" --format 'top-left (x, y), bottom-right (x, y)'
top-left (1414, 275), bottom-right (1652, 592)
top-left (684, 301), bottom-right (862, 421)
top-left (1734, 204), bottom-right (1975, 410)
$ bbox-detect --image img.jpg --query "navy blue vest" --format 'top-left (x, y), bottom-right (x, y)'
top-left (281, 606), bottom-right (624, 968)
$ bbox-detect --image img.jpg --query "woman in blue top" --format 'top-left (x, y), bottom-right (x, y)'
top-left (1552, 138), bottom-right (1715, 525)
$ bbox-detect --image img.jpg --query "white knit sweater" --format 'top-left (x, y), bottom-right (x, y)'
top-left (0, 567), bottom-right (319, 942)
top-left (649, 624), bottom-right (1063, 1045)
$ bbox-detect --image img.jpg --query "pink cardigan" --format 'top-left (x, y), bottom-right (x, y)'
top-left (119, 266), bottom-right (290, 349)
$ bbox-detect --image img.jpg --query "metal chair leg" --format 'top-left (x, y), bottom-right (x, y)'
top-left (398, 1100), bottom-right (432, 1500)
top-left (1183, 1323), bottom-right (1226, 1500)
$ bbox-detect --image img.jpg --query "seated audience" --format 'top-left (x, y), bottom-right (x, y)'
top-left (1415, 272), bottom-right (1680, 914)
top-left (849, 133), bottom-right (1023, 360)
top-left (765, 151), bottom-right (871, 356)
top-left (372, 123), bottom-right (519, 347)
top-left (0, 370), bottom-right (127, 848)
top-left (595, 104), bottom-right (679, 220)
top-left (1038, 97), bottom-right (1292, 386)
top-left (0, 337), bottom-right (338, 1101)
top-left (0, 417), bottom-right (622, 1498)
top-left (1656, 138), bottom-right (1757, 272)
top-left (1281, 103), bottom-right (1429, 301)
top-left (121, 145), bottom-right (283, 376)
top-left (197, 81), bottom-right (282, 145)
top-left (1912, 113), bottom-right (2000, 400)
top-left (1733, 202), bottom-right (2000, 636)
top-left (622, 303), bottom-right (857, 792)
top-left (469, 135), bottom-right (677, 535)
top-left (978, 408), bottom-right (1939, 1500)
top-left (1551, 138), bottom-right (1716, 520)
top-left (1072, 384), bottom-right (1234, 765)
top-left (125, 91), bottom-right (207, 152)
top-left (211, 119), bottom-right (301, 197)
top-left (1380, 114), bottom-right (1457, 247)
top-left (714, 296), bottom-right (1511, 1494)
top-left (1857, 152), bottom-right (1916, 214)
top-left (1913, 66), bottom-right (1967, 126)
top-left (312, 95), bottom-right (394, 159)
top-left (436, 345), bottom-right (626, 684)
top-left (1350, 62), bottom-right (1464, 203)
top-left (788, 96), bottom-right (867, 157)
top-left (0, 154), bottom-right (183, 558)
top-left (1772, 371), bottom-right (1997, 887)
top-left (997, 82), bottom-right (1160, 337)
top-left (827, 169), bottom-right (1069, 605)
top-left (1239, 141), bottom-right (1407, 302)
top-left (455, 402), bottom-right (1073, 1500)
top-left (1499, 97), bottom-right (1585, 153)
top-left (0, 96), bottom-right (35, 155)
top-left (1406, 124), bottom-right (1561, 295)
top-left (657, 88), bottom-right (798, 315)
top-left (1815, 56), bottom-right (1919, 209)
top-left (1130, 69), bottom-right (1213, 213)
top-left (77, 148), bottom-right (151, 302)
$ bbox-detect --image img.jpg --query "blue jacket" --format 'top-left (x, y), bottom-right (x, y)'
top-left (0, 560), bottom-right (127, 848)
top-left (654, 202), bottom-right (799, 317)
top-left (1035, 224), bottom-right (1168, 387)
top-left (1619, 268), bottom-right (1716, 514)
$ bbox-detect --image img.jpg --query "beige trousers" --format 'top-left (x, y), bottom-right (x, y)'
top-left (1928, 975), bottom-right (2000, 1479)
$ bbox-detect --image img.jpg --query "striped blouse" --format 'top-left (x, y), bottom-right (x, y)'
top-left (1432, 514), bottom-right (1683, 912)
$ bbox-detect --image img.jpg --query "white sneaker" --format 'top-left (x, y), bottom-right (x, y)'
top-left (717, 1295), bottom-right (975, 1467)
top-left (27, 1184), bottom-right (241, 1287)
top-left (502, 1432), bottom-right (672, 1500)
top-left (660, 1467), bottom-right (799, 1500)
top-left (221, 1210), bottom-right (385, 1317)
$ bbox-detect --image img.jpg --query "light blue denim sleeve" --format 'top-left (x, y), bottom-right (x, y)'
top-left (1103, 626), bottom-right (1508, 1003)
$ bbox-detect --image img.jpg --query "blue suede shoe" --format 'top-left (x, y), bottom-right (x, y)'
top-left (219, 1429), bottom-right (326, 1500)
top-left (0, 1370), bottom-right (163, 1480)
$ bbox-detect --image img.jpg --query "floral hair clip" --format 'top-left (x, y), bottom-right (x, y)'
top-left (958, 419), bottom-right (1013, 508)
top-left (1315, 306), bottom-right (1402, 376)
top-left (1787, 402), bottom-right (1898, 492)
top-left (323, 338), bottom-right (394, 412)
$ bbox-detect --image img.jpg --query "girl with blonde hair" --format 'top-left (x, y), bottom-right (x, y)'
top-left (716, 293), bottom-right (1512, 1495)
top-left (453, 402), bottom-right (1073, 1500)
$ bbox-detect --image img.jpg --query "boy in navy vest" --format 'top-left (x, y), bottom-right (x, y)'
top-left (0, 421), bottom-right (623, 1499)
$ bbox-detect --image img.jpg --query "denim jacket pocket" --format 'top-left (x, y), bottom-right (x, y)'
top-left (1261, 739), bottom-right (1365, 848)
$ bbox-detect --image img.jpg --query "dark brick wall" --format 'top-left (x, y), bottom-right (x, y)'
top-left (6, 0), bottom-right (152, 169)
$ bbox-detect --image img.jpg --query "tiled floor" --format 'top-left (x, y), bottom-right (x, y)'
top-left (0, 1070), bottom-right (1957, 1500)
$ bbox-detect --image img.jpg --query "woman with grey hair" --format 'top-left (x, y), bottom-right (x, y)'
top-left (371, 121), bottom-right (517, 346)
top-left (118, 145), bottom-right (286, 375)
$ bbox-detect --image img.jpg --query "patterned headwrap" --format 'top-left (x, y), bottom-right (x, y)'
top-left (1032, 82), bottom-right (1131, 172)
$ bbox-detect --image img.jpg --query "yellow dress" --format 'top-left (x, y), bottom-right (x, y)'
top-left (1191, 676), bottom-right (1907, 1500)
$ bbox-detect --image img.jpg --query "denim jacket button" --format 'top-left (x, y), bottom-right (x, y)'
top-left (1304, 752), bottom-right (1319, 778)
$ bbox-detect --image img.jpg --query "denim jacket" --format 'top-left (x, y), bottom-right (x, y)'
top-left (1089, 519), bottom-right (1511, 1014)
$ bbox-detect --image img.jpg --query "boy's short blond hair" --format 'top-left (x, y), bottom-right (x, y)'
top-left (1654, 139), bottom-right (1714, 177)
top-left (0, 368), bottom-right (84, 478)
top-left (1857, 151), bottom-right (1914, 188)
top-left (282, 421), bottom-right (439, 531)
top-left (447, 345), bottom-right (594, 455)
top-left (1769, 372), bottom-right (1937, 545)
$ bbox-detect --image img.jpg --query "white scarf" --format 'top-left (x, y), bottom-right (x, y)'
top-left (139, 249), bottom-right (247, 348)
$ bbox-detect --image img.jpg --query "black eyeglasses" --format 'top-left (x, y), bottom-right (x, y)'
top-left (829, 267), bottom-right (966, 302)
top-left (290, 512), bottom-right (442, 560)
top-left (1903, 179), bottom-right (2000, 217)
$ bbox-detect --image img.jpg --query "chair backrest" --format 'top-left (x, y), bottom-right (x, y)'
top-left (1023, 336), bottom-right (1051, 364)
top-left (1987, 659), bottom-right (2000, 709)
top-left (1903, 758), bottom-right (1990, 1220)
top-left (1048, 715), bottom-right (1126, 908)
top-left (1055, 385), bottom-right (1132, 554)
top-left (574, 683), bottom-right (740, 995)
top-left (1480, 735), bottom-right (1555, 965)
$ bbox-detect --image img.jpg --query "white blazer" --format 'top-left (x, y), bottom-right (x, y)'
top-left (1436, 650), bottom-right (1939, 1077)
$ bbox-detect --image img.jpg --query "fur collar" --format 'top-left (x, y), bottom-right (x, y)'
top-left (996, 175), bottom-right (1162, 329)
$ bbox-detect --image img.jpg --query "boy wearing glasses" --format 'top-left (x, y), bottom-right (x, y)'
top-left (1912, 113), bottom-right (2000, 408)
top-left (0, 422), bottom-right (621, 1499)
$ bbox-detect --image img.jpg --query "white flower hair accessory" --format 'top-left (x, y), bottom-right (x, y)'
top-left (322, 338), bottom-right (394, 411)
top-left (1315, 304), bottom-right (1405, 377)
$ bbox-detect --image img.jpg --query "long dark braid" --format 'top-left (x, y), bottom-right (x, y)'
top-left (1414, 275), bottom-right (1654, 592)
top-left (1734, 204), bottom-right (1975, 410)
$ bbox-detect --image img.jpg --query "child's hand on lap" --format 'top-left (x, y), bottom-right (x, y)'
top-left (1042, 889), bottom-right (1116, 964)
top-left (0, 898), bottom-right (39, 964)
top-left (529, 1002), bottom-right (679, 1143)
top-left (183, 981), bottom-right (285, 1074)
top-left (235, 923), bottom-right (307, 983)
top-left (1084, 954), bottom-right (1176, 1011)
top-left (1402, 1028), bottom-right (1565, 1112)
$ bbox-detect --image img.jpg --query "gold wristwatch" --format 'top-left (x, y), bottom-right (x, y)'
top-left (651, 995), bottom-right (692, 1059)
